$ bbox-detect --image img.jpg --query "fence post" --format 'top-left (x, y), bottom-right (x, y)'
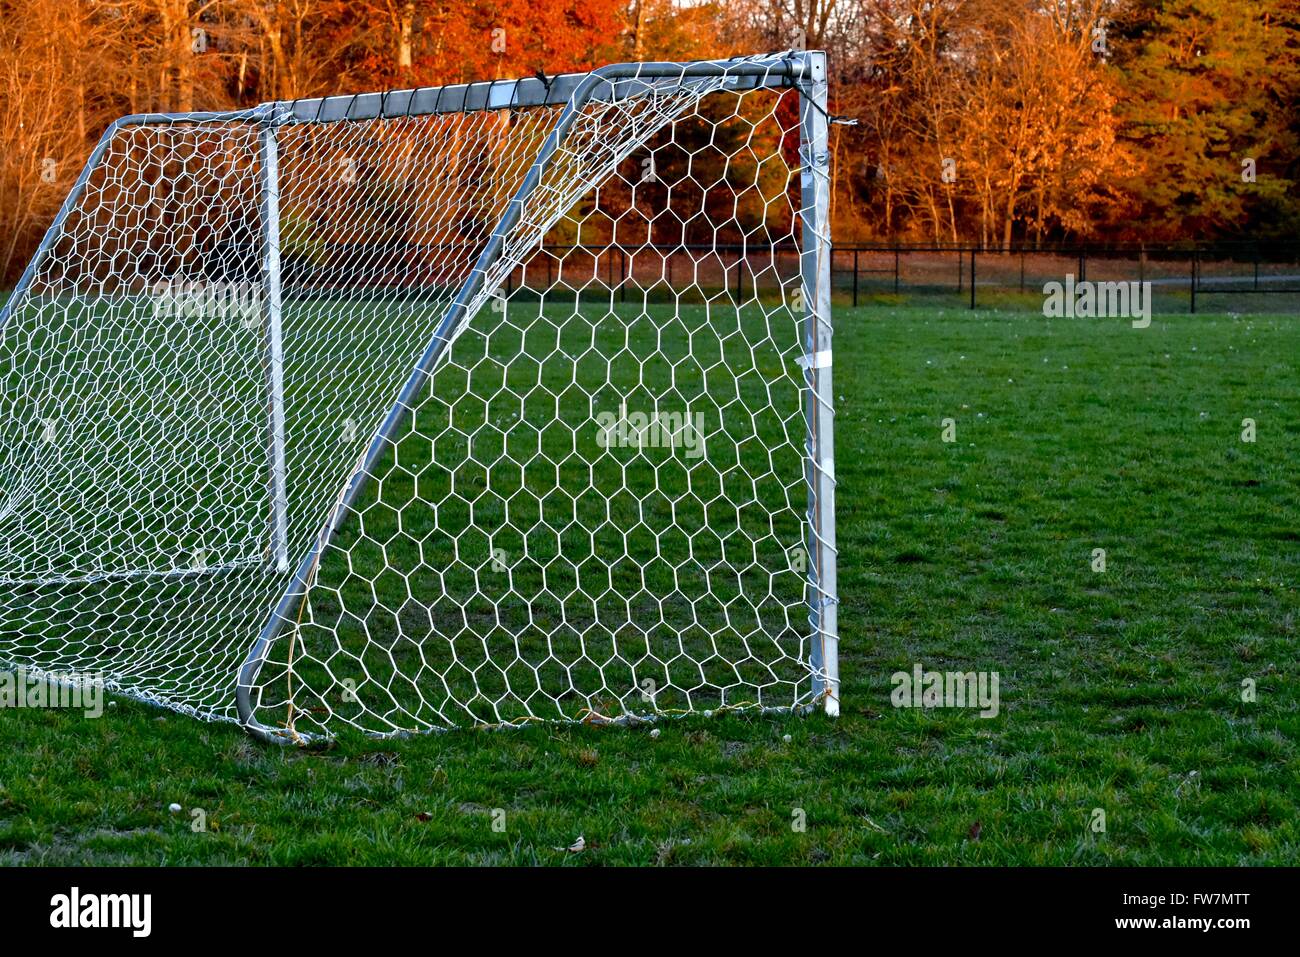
top-left (894, 247), bottom-right (900, 295)
top-left (957, 247), bottom-right (963, 293)
top-left (852, 248), bottom-right (859, 307)
top-left (1190, 250), bottom-right (1197, 314)
top-left (1019, 249), bottom-right (1025, 294)
top-left (1078, 248), bottom-right (1086, 284)
top-left (969, 247), bottom-right (976, 310)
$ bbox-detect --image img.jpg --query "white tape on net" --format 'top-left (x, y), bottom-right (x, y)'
top-left (796, 350), bottom-right (832, 370)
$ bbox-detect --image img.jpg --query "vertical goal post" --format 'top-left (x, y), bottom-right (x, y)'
top-left (260, 121), bottom-right (291, 576)
top-left (0, 51), bottom-right (839, 742)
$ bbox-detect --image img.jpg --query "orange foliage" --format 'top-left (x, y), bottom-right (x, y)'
top-left (321, 0), bottom-right (631, 90)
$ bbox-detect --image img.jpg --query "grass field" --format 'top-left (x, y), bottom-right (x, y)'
top-left (1, 302), bottom-right (1297, 865)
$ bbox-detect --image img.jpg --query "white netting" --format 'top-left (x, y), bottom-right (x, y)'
top-left (0, 55), bottom-right (835, 738)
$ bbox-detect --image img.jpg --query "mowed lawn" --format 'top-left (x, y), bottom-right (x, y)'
top-left (1, 304), bottom-right (1296, 865)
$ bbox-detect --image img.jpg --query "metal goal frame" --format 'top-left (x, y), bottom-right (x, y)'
top-left (0, 51), bottom-right (838, 743)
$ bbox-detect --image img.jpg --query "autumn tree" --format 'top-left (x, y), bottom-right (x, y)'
top-left (955, 0), bottom-right (1130, 249)
top-left (0, 0), bottom-right (127, 278)
top-left (243, 0), bottom-right (338, 100)
top-left (1110, 0), bottom-right (1300, 240)
top-left (4, 0), bottom-right (1299, 286)
top-left (316, 0), bottom-right (629, 90)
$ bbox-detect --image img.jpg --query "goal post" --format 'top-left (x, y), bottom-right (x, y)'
top-left (260, 121), bottom-right (291, 576)
top-left (797, 54), bottom-right (840, 718)
top-left (0, 51), bottom-right (839, 742)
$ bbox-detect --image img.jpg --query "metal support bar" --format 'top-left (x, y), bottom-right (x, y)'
top-left (797, 52), bottom-right (840, 717)
top-left (261, 123), bottom-right (290, 575)
top-left (236, 52), bottom-right (818, 740)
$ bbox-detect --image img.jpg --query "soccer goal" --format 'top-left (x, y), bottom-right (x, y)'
top-left (0, 51), bottom-right (838, 742)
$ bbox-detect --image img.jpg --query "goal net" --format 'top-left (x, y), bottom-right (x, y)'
top-left (0, 52), bottom-right (838, 741)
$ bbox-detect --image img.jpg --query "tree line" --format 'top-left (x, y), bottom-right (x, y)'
top-left (2, 0), bottom-right (1298, 282)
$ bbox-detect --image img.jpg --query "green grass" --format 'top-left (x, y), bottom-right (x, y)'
top-left (1, 303), bottom-right (1297, 865)
top-left (270, 293), bottom-right (813, 732)
top-left (2, 291), bottom-right (815, 728)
